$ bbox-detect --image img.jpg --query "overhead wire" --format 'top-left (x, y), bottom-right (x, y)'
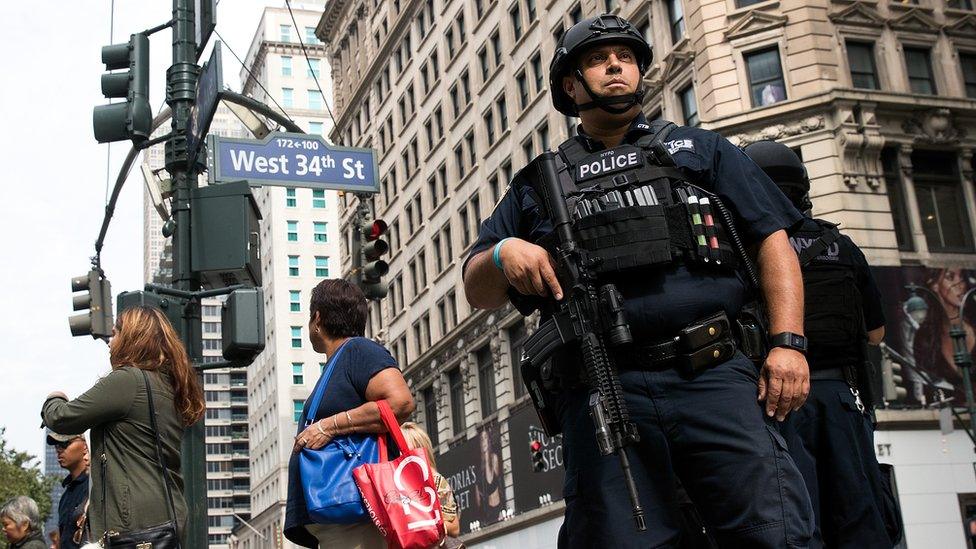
top-left (284, 0), bottom-right (340, 144)
top-left (213, 28), bottom-right (298, 131)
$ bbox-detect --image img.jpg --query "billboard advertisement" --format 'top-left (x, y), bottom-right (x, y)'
top-left (437, 419), bottom-right (506, 533)
top-left (508, 402), bottom-right (565, 514)
top-left (872, 266), bottom-right (976, 406)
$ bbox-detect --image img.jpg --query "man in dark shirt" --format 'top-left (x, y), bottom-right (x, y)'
top-left (47, 431), bottom-right (89, 549)
top-left (745, 140), bottom-right (900, 548)
top-left (464, 14), bottom-right (813, 548)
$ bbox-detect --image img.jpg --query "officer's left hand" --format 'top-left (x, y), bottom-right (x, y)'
top-left (757, 348), bottom-right (810, 421)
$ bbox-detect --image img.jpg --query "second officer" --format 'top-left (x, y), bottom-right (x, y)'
top-left (745, 140), bottom-right (902, 548)
top-left (463, 14), bottom-right (814, 548)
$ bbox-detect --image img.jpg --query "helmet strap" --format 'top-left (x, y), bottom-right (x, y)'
top-left (573, 69), bottom-right (643, 115)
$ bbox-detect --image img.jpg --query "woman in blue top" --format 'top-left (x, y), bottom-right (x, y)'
top-left (284, 279), bottom-right (415, 548)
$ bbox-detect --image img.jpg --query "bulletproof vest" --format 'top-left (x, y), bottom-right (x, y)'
top-left (790, 219), bottom-right (865, 368)
top-left (534, 121), bottom-right (738, 277)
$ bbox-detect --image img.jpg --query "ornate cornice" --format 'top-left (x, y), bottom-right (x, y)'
top-left (901, 108), bottom-right (968, 145)
top-left (828, 1), bottom-right (885, 28)
top-left (724, 10), bottom-right (788, 41)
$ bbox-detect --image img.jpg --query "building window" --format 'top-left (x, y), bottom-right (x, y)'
top-left (291, 326), bottom-right (302, 348)
top-left (679, 84), bottom-right (699, 127)
top-left (961, 53), bottom-right (976, 99)
top-left (516, 70), bottom-right (529, 109)
top-left (496, 94), bottom-right (508, 130)
top-left (286, 187), bottom-right (297, 208)
top-left (846, 42), bottom-right (879, 90)
top-left (508, 321), bottom-right (528, 399)
top-left (282, 88), bottom-right (294, 108)
top-left (288, 255), bottom-right (299, 276)
top-left (312, 189), bottom-right (326, 208)
top-left (315, 256), bottom-right (329, 277)
top-left (281, 56), bottom-right (292, 77)
top-left (668, 0), bottom-right (685, 44)
top-left (287, 220), bottom-right (298, 241)
top-left (307, 58), bottom-right (320, 79)
top-left (313, 221), bottom-right (328, 242)
top-left (448, 367), bottom-right (465, 434)
top-left (477, 346), bottom-right (496, 417)
top-left (912, 150), bottom-right (973, 252)
top-left (309, 121), bottom-right (323, 136)
top-left (949, 0), bottom-right (975, 8)
top-left (510, 3), bottom-right (523, 42)
top-left (280, 25), bottom-right (292, 42)
top-left (484, 109), bottom-right (496, 146)
top-left (308, 90), bottom-right (323, 110)
top-left (881, 148), bottom-right (914, 251)
top-left (531, 53), bottom-right (544, 94)
top-left (537, 122), bottom-right (550, 152)
top-left (292, 363), bottom-right (304, 384)
top-left (290, 290), bottom-right (301, 312)
top-left (305, 26), bottom-right (320, 45)
top-left (904, 47), bottom-right (936, 95)
top-left (422, 386), bottom-right (439, 446)
top-left (745, 47), bottom-right (787, 107)
top-left (293, 400), bottom-right (303, 422)
top-left (736, 0), bottom-right (765, 6)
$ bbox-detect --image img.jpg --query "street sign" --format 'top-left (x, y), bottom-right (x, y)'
top-left (187, 42), bottom-right (223, 164)
top-left (209, 132), bottom-right (380, 193)
top-left (195, 0), bottom-right (216, 59)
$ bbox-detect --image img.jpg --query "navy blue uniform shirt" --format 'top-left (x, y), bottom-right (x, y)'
top-left (465, 114), bottom-right (803, 336)
top-left (284, 337), bottom-right (399, 547)
top-left (58, 470), bottom-right (89, 549)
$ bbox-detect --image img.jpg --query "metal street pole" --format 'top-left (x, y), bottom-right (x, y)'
top-left (954, 287), bottom-right (976, 451)
top-left (165, 0), bottom-right (205, 545)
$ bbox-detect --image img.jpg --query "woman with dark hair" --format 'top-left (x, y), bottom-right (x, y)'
top-left (41, 306), bottom-right (205, 544)
top-left (913, 268), bottom-right (976, 399)
top-left (285, 279), bottom-right (415, 548)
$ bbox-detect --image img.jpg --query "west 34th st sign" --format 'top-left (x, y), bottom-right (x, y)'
top-left (208, 132), bottom-right (380, 193)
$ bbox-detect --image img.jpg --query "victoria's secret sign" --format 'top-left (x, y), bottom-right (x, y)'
top-left (436, 420), bottom-right (506, 534)
top-left (508, 403), bottom-right (565, 514)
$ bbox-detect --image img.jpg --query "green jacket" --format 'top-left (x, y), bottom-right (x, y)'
top-left (42, 366), bottom-right (188, 543)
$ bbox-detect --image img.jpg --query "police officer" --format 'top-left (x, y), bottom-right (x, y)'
top-left (463, 14), bottom-right (814, 548)
top-left (744, 140), bottom-right (899, 548)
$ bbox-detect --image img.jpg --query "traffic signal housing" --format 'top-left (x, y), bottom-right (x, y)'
top-left (359, 219), bottom-right (390, 300)
top-left (882, 355), bottom-right (908, 402)
top-left (530, 439), bottom-right (545, 472)
top-left (93, 33), bottom-right (152, 144)
top-left (69, 270), bottom-right (113, 339)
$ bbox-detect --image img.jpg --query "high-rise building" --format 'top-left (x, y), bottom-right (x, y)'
top-left (226, 3), bottom-right (339, 548)
top-left (319, 0), bottom-right (976, 547)
top-left (142, 103), bottom-right (254, 548)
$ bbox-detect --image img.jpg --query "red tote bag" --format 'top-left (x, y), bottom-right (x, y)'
top-left (354, 400), bottom-right (445, 549)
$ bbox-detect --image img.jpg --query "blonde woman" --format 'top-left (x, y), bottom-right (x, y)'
top-left (400, 423), bottom-right (461, 543)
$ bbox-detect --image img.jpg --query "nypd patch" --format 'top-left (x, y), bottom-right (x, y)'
top-left (665, 139), bottom-right (694, 154)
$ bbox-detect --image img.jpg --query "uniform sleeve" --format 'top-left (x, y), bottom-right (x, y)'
top-left (42, 368), bottom-right (138, 435)
top-left (462, 184), bottom-right (524, 275)
top-left (707, 133), bottom-right (804, 245)
top-left (850, 241), bottom-right (885, 331)
top-left (348, 340), bottom-right (399, 400)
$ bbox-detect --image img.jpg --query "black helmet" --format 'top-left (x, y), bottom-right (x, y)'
top-left (549, 14), bottom-right (653, 117)
top-left (743, 140), bottom-right (812, 212)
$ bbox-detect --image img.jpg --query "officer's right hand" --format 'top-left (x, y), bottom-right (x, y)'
top-left (498, 238), bottom-right (564, 300)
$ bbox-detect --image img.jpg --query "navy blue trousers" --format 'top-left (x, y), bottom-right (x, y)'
top-left (556, 354), bottom-right (814, 548)
top-left (779, 380), bottom-right (894, 549)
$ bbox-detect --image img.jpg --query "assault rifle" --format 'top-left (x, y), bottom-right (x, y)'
top-left (519, 151), bottom-right (646, 531)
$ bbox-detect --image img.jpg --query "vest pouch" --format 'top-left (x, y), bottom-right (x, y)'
top-left (803, 266), bottom-right (863, 367)
top-left (575, 205), bottom-right (674, 274)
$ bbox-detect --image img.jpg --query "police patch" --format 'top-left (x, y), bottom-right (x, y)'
top-left (576, 145), bottom-right (644, 182)
top-left (665, 139), bottom-right (694, 154)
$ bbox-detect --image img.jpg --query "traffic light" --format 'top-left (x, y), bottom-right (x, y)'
top-left (117, 290), bottom-right (185, 340)
top-left (222, 288), bottom-right (266, 363)
top-left (93, 33), bottom-right (152, 144)
top-left (69, 270), bottom-right (113, 339)
top-left (530, 439), bottom-right (545, 472)
top-left (360, 219), bottom-right (390, 300)
top-left (882, 355), bottom-right (908, 402)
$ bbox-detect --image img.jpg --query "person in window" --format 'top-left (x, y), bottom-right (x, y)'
top-left (284, 279), bottom-right (415, 548)
top-left (42, 306), bottom-right (206, 545)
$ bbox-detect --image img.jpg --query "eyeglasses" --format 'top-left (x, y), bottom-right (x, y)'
top-left (54, 439), bottom-right (81, 451)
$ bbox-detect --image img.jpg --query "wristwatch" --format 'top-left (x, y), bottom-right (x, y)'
top-left (770, 332), bottom-right (808, 353)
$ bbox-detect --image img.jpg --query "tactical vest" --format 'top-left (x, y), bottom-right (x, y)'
top-left (791, 219), bottom-right (865, 369)
top-left (536, 121), bottom-right (738, 277)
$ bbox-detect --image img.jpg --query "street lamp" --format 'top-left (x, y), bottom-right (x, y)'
top-left (906, 283), bottom-right (976, 446)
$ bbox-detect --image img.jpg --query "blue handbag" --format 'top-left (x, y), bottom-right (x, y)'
top-left (299, 340), bottom-right (380, 523)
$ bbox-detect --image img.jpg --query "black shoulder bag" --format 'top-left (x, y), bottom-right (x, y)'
top-left (101, 370), bottom-right (181, 548)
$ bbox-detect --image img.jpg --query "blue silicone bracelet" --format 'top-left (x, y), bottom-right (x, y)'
top-left (493, 238), bottom-right (512, 270)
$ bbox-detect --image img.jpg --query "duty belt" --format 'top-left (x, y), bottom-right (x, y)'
top-left (617, 311), bottom-right (737, 375)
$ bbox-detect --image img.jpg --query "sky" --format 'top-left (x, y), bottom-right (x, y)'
top-left (0, 0), bottom-right (299, 465)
